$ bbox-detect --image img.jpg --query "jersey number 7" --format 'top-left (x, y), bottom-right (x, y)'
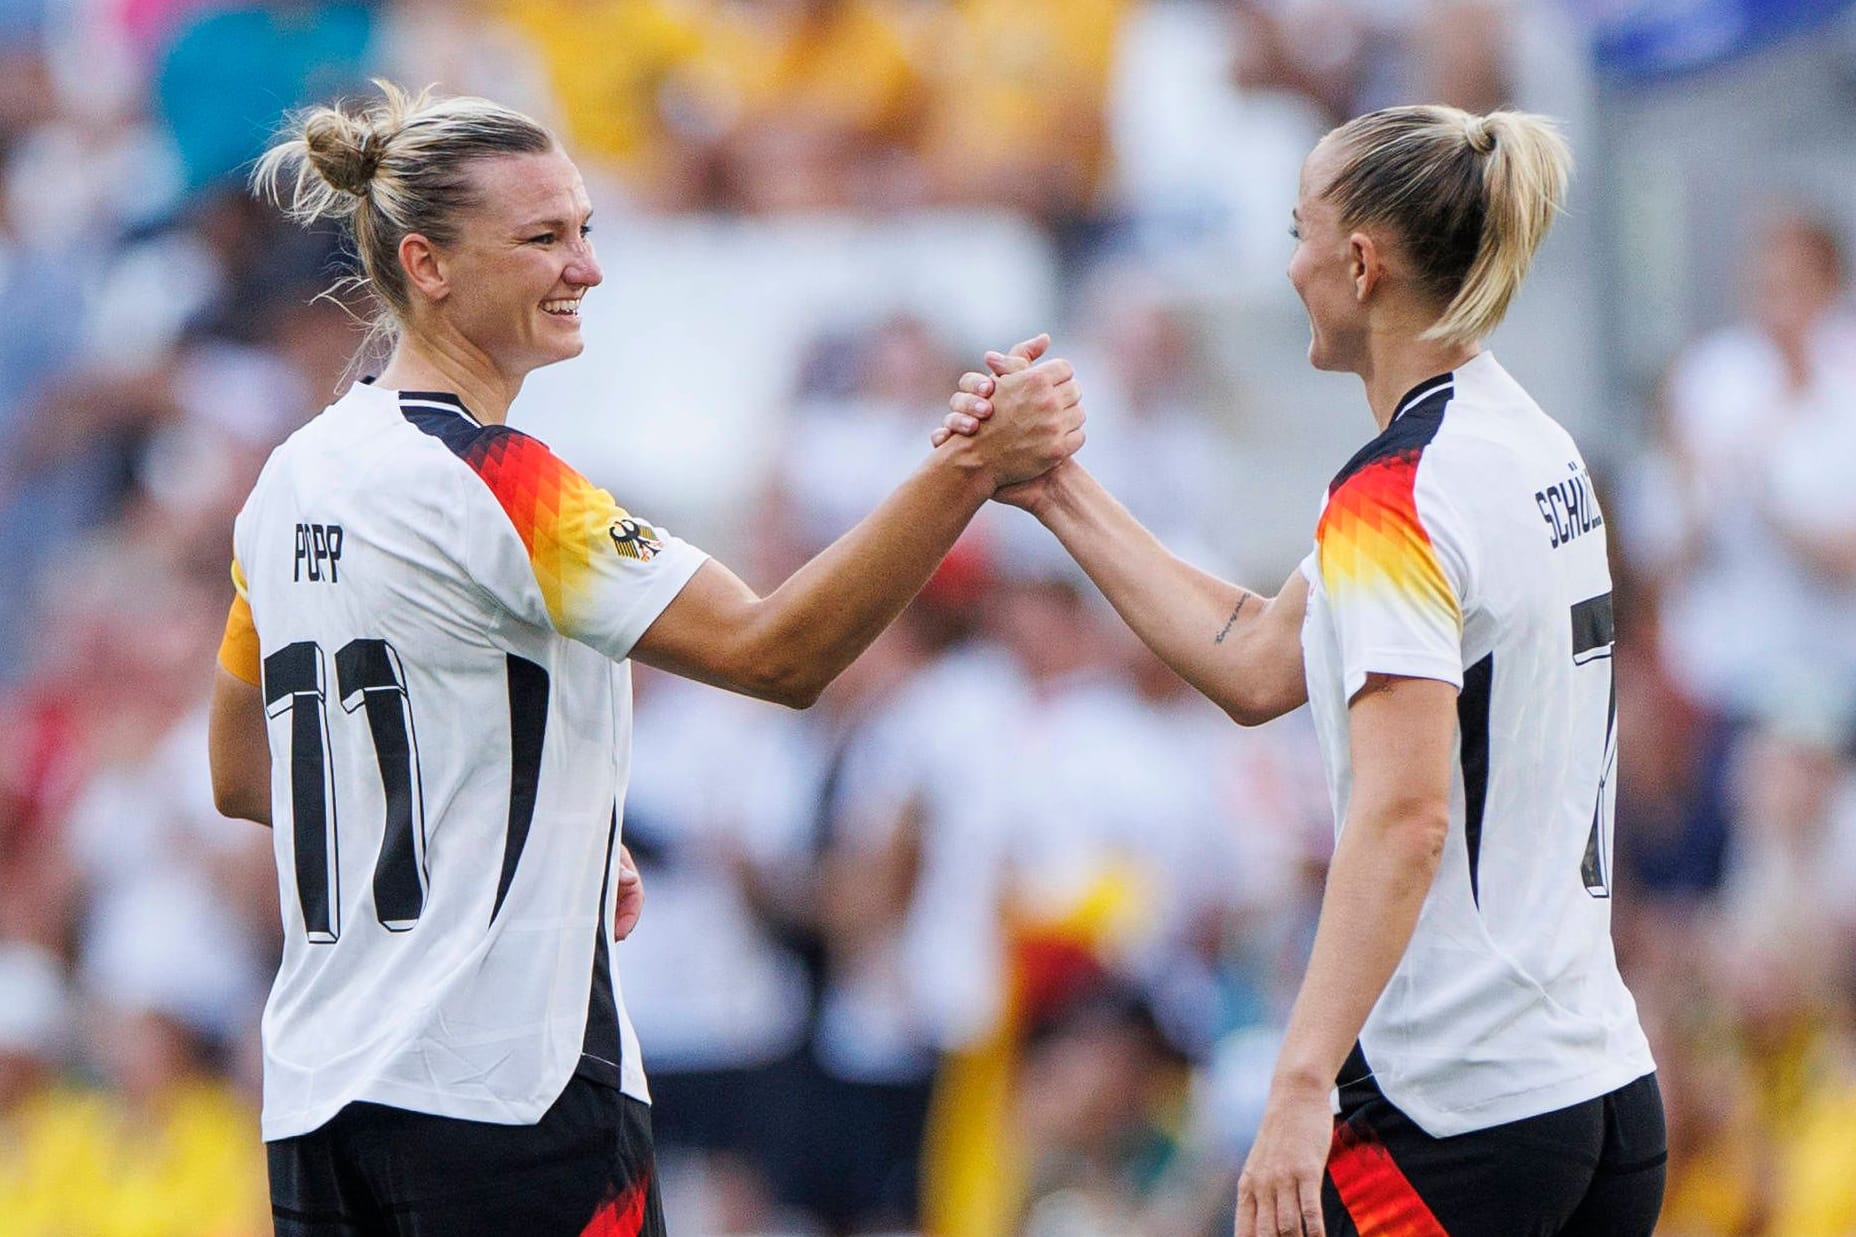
top-left (263, 639), bottom-right (429, 941)
top-left (1570, 593), bottom-right (1616, 899)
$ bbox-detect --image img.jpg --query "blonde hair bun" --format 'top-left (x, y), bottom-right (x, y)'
top-left (302, 108), bottom-right (389, 198)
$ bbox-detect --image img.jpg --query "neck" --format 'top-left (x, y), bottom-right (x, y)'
top-left (1357, 326), bottom-right (1481, 432)
top-left (376, 329), bottom-right (524, 426)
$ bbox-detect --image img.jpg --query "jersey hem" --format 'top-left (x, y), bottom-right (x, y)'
top-left (259, 1057), bottom-right (653, 1142)
top-left (1379, 1047), bottom-right (1657, 1139)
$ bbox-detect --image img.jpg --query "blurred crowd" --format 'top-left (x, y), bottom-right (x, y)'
top-left (0, 2), bottom-right (1853, 1236)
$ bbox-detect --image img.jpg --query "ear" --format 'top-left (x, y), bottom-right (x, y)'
top-left (1349, 231), bottom-right (1383, 303)
top-left (398, 233), bottom-right (450, 304)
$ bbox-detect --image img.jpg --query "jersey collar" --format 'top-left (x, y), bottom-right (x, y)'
top-left (362, 377), bottom-right (485, 428)
top-left (1392, 372), bottom-right (1455, 423)
top-left (397, 390), bottom-right (484, 427)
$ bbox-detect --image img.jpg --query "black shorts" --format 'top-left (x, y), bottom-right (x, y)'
top-left (268, 1075), bottom-right (667, 1237)
top-left (1323, 1055), bottom-right (1665, 1237)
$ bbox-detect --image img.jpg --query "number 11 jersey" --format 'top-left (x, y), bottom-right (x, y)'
top-left (218, 381), bottom-right (708, 1141)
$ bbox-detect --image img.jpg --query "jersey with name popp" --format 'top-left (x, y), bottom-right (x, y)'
top-left (219, 381), bottom-right (707, 1141)
top-left (1299, 352), bottom-right (1654, 1138)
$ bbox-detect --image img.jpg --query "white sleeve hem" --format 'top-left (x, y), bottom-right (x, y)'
top-left (1342, 650), bottom-right (1466, 700)
top-left (591, 544), bottom-right (711, 663)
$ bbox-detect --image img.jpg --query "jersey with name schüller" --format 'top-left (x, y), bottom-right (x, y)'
top-left (1298, 351), bottom-right (1654, 1138)
top-left (218, 381), bottom-right (707, 1141)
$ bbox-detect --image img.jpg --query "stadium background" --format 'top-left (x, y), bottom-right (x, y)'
top-left (2, 1), bottom-right (1855, 1234)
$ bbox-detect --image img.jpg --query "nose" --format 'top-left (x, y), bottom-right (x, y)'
top-left (567, 238), bottom-right (602, 289)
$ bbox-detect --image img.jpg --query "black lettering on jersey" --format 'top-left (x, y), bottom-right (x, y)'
top-left (294, 523), bottom-right (344, 583)
top-left (1536, 461), bottom-right (1604, 551)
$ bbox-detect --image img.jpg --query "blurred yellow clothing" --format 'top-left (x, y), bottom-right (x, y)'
top-left (688, 0), bottom-right (921, 141)
top-left (922, 866), bottom-right (1150, 1237)
top-left (0, 1080), bottom-right (267, 1237)
top-left (498, 0), bottom-right (707, 169)
top-left (1658, 1137), bottom-right (1762, 1237)
top-left (1769, 1076), bottom-right (1856, 1237)
top-left (913, 0), bottom-right (1131, 210)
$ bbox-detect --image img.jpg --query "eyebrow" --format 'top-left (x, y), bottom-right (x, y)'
top-left (515, 209), bottom-right (594, 233)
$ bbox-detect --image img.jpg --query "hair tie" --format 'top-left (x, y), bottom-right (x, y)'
top-left (354, 132), bottom-right (385, 192)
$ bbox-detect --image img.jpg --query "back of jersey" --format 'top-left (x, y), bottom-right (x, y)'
top-left (225, 382), bottom-right (706, 1140)
top-left (1301, 352), bottom-right (1653, 1137)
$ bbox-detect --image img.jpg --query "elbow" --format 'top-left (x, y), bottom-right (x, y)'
top-left (1221, 699), bottom-right (1271, 728)
top-left (1369, 802), bottom-right (1451, 866)
top-left (738, 655), bottom-right (827, 710)
top-left (211, 765), bottom-right (267, 824)
top-left (213, 784), bottom-right (264, 824)
top-left (1219, 683), bottom-right (1295, 728)
top-left (766, 676), bottom-right (825, 711)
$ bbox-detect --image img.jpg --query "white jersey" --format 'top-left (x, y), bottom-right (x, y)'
top-left (219, 381), bottom-right (708, 1141)
top-left (1299, 352), bottom-right (1654, 1138)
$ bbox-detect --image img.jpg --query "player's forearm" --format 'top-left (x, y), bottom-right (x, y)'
top-left (1033, 463), bottom-right (1278, 718)
top-left (748, 444), bottom-right (995, 705)
top-left (1271, 801), bottom-right (1447, 1092)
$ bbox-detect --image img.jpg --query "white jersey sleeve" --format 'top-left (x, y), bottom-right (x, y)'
top-left (409, 409), bottom-right (708, 660)
top-left (1313, 434), bottom-right (1475, 697)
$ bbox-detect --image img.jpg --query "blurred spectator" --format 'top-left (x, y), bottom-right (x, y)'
top-left (1627, 211), bottom-right (1856, 718)
top-left (914, 0), bottom-right (1128, 223)
top-left (1717, 674), bottom-right (1856, 951)
top-left (0, 942), bottom-right (267, 1236)
top-left (495, 0), bottom-right (707, 206)
top-left (778, 313), bottom-right (963, 551)
top-left (685, 0), bottom-right (926, 212)
top-left (1107, 0), bottom-right (1328, 299)
top-left (1063, 272), bottom-right (1250, 564)
top-left (1012, 977), bottom-right (1194, 1237)
top-left (154, 0), bottom-right (376, 191)
top-left (1611, 615), bottom-right (1733, 902)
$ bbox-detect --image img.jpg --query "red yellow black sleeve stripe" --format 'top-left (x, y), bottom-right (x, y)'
top-left (217, 558), bottom-right (261, 686)
top-left (1316, 448), bottom-right (1460, 628)
top-left (458, 428), bottom-right (643, 637)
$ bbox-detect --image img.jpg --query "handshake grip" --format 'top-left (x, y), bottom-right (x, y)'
top-left (936, 334), bottom-right (1087, 493)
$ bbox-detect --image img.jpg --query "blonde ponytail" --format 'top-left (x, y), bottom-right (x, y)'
top-left (1322, 105), bottom-right (1572, 347)
top-left (252, 80), bottom-right (554, 352)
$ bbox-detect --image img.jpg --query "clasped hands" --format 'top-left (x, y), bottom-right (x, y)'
top-left (931, 333), bottom-right (1085, 500)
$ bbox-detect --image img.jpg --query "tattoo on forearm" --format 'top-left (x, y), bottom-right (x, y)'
top-left (1215, 593), bottom-right (1249, 644)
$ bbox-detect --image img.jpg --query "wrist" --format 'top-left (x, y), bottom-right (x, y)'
top-left (933, 436), bottom-right (1001, 505)
top-left (1270, 1060), bottom-right (1334, 1098)
top-left (1027, 458), bottom-right (1084, 523)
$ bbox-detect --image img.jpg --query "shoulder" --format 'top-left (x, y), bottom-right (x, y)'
top-left (399, 405), bottom-right (579, 497)
top-left (1328, 382), bottom-right (1451, 498)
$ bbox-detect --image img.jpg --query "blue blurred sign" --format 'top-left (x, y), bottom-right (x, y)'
top-left (1571, 0), bottom-right (1855, 80)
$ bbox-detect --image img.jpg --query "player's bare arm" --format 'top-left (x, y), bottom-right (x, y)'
top-left (208, 665), bottom-right (272, 826)
top-left (1020, 462), bottom-right (1308, 726)
top-left (937, 364), bottom-right (1306, 724)
top-left (630, 355), bottom-right (1084, 708)
top-left (1236, 673), bottom-right (1455, 1237)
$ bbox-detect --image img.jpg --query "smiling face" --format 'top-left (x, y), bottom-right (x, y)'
top-left (1287, 139), bottom-right (1373, 374)
top-left (426, 148), bottom-right (602, 379)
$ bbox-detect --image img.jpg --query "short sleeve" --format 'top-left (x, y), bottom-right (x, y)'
top-left (453, 426), bottom-right (709, 661)
top-left (217, 557), bottom-right (261, 686)
top-left (1315, 450), bottom-right (1470, 699)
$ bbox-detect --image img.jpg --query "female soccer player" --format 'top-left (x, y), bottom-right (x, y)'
top-left (939, 106), bottom-right (1664, 1237)
top-left (206, 82), bottom-right (1082, 1236)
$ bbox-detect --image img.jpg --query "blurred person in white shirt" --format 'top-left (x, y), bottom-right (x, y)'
top-left (1628, 211), bottom-right (1856, 716)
